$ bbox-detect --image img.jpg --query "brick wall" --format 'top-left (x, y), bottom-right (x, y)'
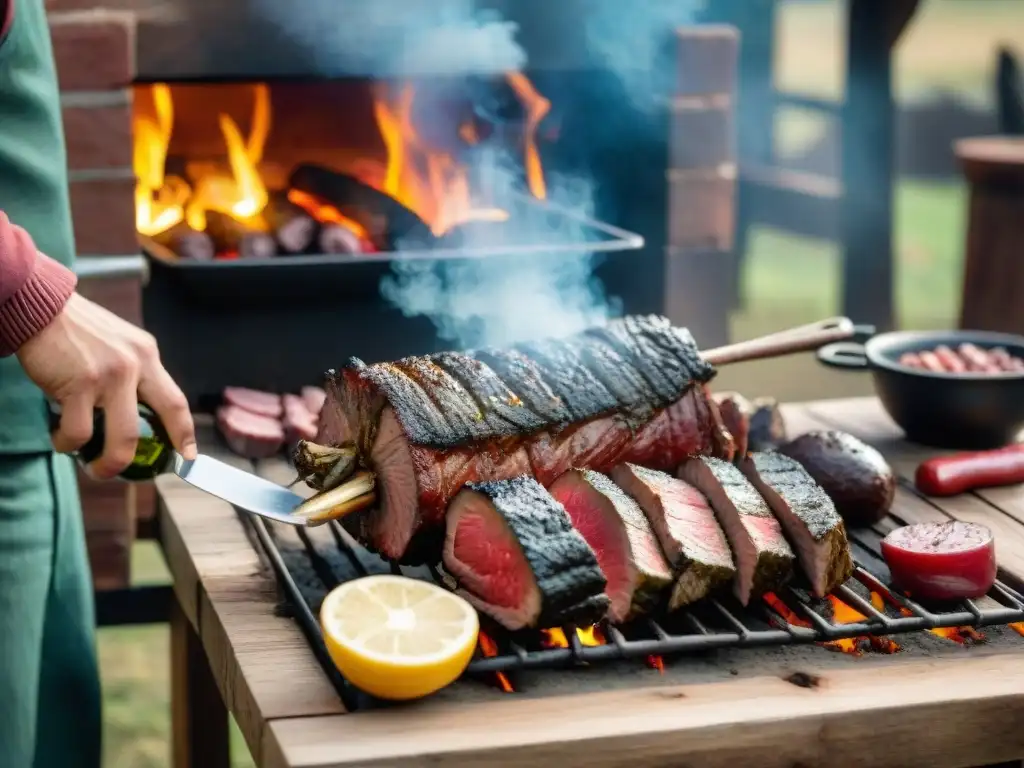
top-left (47, 0), bottom-right (148, 590)
top-left (664, 25), bottom-right (738, 348)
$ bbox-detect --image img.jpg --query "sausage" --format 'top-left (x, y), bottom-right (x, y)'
top-left (916, 350), bottom-right (945, 373)
top-left (898, 352), bottom-right (922, 369)
top-left (932, 345), bottom-right (967, 373)
top-left (915, 444), bottom-right (1024, 497)
top-left (958, 343), bottom-right (1000, 373)
top-left (880, 521), bottom-right (996, 601)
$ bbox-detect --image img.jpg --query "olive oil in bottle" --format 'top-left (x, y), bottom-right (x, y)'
top-left (47, 401), bottom-right (174, 481)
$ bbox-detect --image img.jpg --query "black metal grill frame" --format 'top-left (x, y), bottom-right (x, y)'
top-left (236, 500), bottom-right (1024, 711)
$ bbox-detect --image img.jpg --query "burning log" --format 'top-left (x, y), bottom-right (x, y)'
top-left (264, 191), bottom-right (319, 254)
top-left (288, 164), bottom-right (435, 251)
top-left (317, 223), bottom-right (364, 255)
top-left (204, 210), bottom-right (277, 259)
top-left (150, 221), bottom-right (215, 261)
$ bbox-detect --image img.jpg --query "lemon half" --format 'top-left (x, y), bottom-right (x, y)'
top-left (319, 575), bottom-right (480, 700)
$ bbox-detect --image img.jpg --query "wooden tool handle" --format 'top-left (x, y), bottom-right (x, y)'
top-left (702, 317), bottom-right (861, 366)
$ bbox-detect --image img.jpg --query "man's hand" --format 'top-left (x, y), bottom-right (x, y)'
top-left (16, 293), bottom-right (197, 478)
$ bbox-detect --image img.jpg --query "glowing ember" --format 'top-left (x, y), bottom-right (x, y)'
top-left (286, 189), bottom-right (375, 249)
top-left (762, 593), bottom-right (899, 656)
top-left (646, 655), bottom-right (665, 673)
top-left (477, 632), bottom-right (514, 693)
top-left (870, 590), bottom-right (984, 645)
top-left (576, 625), bottom-right (606, 646)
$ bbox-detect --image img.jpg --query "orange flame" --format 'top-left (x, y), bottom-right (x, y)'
top-left (762, 593), bottom-right (899, 656)
top-left (870, 590), bottom-right (984, 645)
top-left (540, 626), bottom-right (606, 649)
top-left (505, 73), bottom-right (550, 200)
top-left (134, 84), bottom-right (188, 235)
top-left (1011, 622), bottom-right (1024, 637)
top-left (371, 82), bottom-right (515, 236)
top-left (646, 655), bottom-right (665, 673)
top-left (477, 632), bottom-right (513, 693)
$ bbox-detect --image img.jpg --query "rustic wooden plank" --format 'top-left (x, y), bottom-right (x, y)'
top-left (171, 596), bottom-right (230, 768)
top-left (783, 399), bottom-right (1024, 584)
top-left (158, 426), bottom-right (345, 763)
top-left (263, 651), bottom-right (1024, 768)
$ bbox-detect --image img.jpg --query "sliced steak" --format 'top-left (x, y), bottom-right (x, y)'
top-left (678, 456), bottom-right (794, 604)
top-left (282, 394), bottom-right (319, 443)
top-left (223, 386), bottom-right (282, 419)
top-left (740, 452), bottom-right (854, 597)
top-left (611, 463), bottom-right (735, 609)
top-left (712, 391), bottom-right (753, 458)
top-left (217, 404), bottom-right (284, 459)
top-left (444, 477), bottom-right (610, 630)
top-left (301, 386), bottom-right (327, 417)
top-left (550, 469), bottom-right (673, 622)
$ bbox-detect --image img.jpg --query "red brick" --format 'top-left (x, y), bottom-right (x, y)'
top-left (50, 12), bottom-right (135, 91)
top-left (69, 175), bottom-right (137, 253)
top-left (76, 274), bottom-right (142, 324)
top-left (63, 100), bottom-right (132, 169)
top-left (676, 25), bottom-right (739, 97)
top-left (668, 165), bottom-right (736, 251)
top-left (670, 95), bottom-right (734, 170)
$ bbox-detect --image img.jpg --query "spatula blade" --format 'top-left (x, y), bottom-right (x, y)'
top-left (172, 454), bottom-right (307, 525)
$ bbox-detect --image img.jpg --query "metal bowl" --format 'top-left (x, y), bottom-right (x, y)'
top-left (817, 329), bottom-right (1024, 449)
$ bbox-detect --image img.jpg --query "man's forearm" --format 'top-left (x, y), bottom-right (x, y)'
top-left (0, 212), bottom-right (77, 357)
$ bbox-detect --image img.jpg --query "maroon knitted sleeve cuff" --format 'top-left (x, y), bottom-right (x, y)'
top-left (0, 252), bottom-right (78, 357)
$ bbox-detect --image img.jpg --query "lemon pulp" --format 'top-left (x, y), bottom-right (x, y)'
top-left (319, 574), bottom-right (479, 700)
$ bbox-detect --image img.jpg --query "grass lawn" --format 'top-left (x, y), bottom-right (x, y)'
top-left (97, 2), bottom-right (1016, 766)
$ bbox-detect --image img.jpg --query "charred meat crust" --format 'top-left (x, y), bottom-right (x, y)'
top-left (741, 452), bottom-right (854, 595)
top-left (452, 477), bottom-right (610, 627)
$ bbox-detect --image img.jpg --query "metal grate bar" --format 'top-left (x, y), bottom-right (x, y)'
top-left (240, 499), bottom-right (1024, 704)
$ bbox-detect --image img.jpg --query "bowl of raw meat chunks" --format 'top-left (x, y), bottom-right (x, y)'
top-left (816, 329), bottom-right (1024, 449)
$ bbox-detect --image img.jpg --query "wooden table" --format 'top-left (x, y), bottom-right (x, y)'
top-left (158, 398), bottom-right (1024, 768)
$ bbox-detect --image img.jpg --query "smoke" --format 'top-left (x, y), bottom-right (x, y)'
top-left (244, 0), bottom-right (525, 77)
top-left (245, 0), bottom-right (707, 349)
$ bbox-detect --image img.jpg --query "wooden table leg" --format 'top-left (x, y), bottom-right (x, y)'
top-left (171, 595), bottom-right (231, 768)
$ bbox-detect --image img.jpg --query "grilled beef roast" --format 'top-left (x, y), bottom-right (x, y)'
top-left (443, 477), bottom-right (610, 630)
top-left (550, 470), bottom-right (674, 622)
top-left (611, 463), bottom-right (736, 610)
top-left (679, 457), bottom-right (794, 604)
top-left (305, 315), bottom-right (733, 561)
top-left (740, 452), bottom-right (854, 597)
top-left (778, 430), bottom-right (895, 527)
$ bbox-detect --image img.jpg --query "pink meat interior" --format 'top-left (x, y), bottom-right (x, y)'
top-left (550, 479), bottom-right (632, 622)
top-left (449, 495), bottom-right (530, 610)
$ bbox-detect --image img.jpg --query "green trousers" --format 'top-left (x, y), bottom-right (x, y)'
top-left (0, 452), bottom-right (101, 768)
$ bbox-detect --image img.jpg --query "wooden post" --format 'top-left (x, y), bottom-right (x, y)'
top-left (956, 137), bottom-right (1024, 334)
top-left (665, 25), bottom-right (739, 348)
top-left (171, 596), bottom-right (231, 768)
top-left (840, 0), bottom-right (896, 331)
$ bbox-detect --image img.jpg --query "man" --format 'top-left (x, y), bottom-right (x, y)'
top-left (0, 1), bottom-right (196, 765)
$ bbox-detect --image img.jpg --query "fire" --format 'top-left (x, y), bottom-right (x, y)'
top-left (541, 625), bottom-right (606, 648)
top-left (870, 590), bottom-right (985, 645)
top-left (477, 631), bottom-right (514, 693)
top-left (134, 74), bottom-right (550, 249)
top-left (762, 592), bottom-right (899, 656)
top-left (371, 82), bottom-right (517, 236)
top-left (1011, 622), bottom-right (1024, 637)
top-left (504, 73), bottom-right (550, 200)
top-left (646, 655), bottom-right (665, 673)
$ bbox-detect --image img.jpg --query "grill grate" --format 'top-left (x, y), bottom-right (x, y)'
top-left (236, 494), bottom-right (1024, 711)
